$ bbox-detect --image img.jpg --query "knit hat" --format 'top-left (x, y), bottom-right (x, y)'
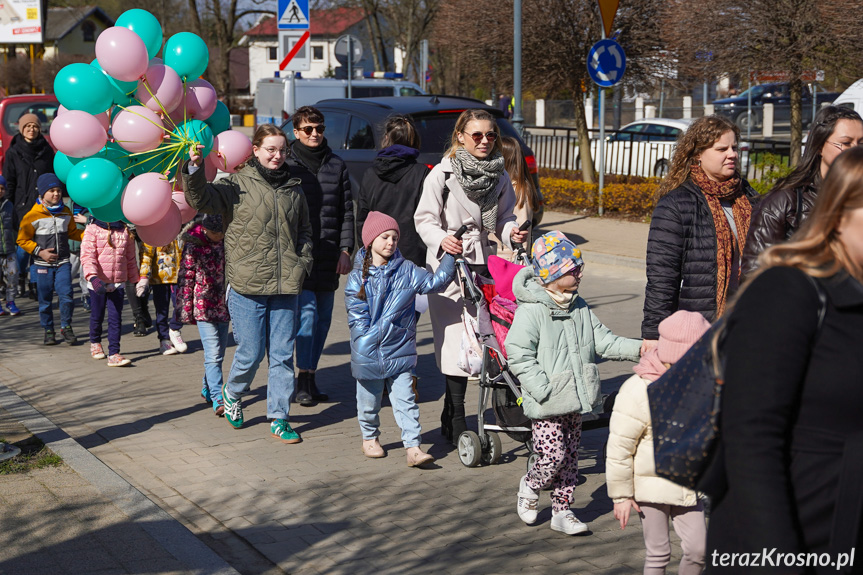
top-left (0, 175), bottom-right (6, 188)
top-left (17, 113), bottom-right (41, 129)
top-left (36, 173), bottom-right (63, 197)
top-left (657, 310), bottom-right (712, 364)
top-left (201, 214), bottom-right (223, 232)
top-left (362, 211), bottom-right (399, 248)
top-left (531, 231), bottom-right (584, 284)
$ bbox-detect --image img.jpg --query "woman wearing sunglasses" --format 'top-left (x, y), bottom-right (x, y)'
top-left (415, 108), bottom-right (529, 445)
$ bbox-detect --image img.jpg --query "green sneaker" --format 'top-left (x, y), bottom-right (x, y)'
top-left (270, 419), bottom-right (301, 444)
top-left (221, 383), bottom-right (243, 429)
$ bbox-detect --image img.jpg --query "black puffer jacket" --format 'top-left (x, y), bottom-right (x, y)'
top-left (3, 134), bottom-right (55, 223)
top-left (642, 179), bottom-right (759, 340)
top-left (358, 147), bottom-right (430, 267)
top-left (287, 142), bottom-right (354, 292)
top-left (741, 184), bottom-right (816, 277)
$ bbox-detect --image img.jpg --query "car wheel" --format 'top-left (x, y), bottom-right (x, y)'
top-left (735, 111), bottom-right (759, 132)
top-left (653, 159), bottom-right (670, 178)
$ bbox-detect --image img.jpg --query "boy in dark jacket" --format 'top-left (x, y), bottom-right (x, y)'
top-left (17, 173), bottom-right (83, 345)
top-left (0, 175), bottom-right (20, 316)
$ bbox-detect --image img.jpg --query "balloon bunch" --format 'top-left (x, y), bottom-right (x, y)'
top-left (50, 9), bottom-right (253, 246)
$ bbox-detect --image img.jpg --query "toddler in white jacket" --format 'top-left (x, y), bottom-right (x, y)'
top-left (606, 310), bottom-right (710, 575)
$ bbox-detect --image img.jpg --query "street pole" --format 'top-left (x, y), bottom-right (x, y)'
top-left (347, 36), bottom-right (353, 98)
top-left (420, 39), bottom-right (429, 93)
top-left (598, 27), bottom-right (605, 217)
top-left (747, 78), bottom-right (752, 142)
top-left (512, 0), bottom-right (523, 136)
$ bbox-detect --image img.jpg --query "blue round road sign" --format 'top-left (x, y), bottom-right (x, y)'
top-left (587, 39), bottom-right (626, 87)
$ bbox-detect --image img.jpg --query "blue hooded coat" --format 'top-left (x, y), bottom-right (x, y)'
top-left (345, 249), bottom-right (455, 380)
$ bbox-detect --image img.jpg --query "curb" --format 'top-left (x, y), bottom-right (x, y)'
top-left (0, 381), bottom-right (241, 575)
top-left (581, 249), bottom-right (646, 271)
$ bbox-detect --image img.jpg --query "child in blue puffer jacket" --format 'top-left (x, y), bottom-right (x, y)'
top-left (345, 211), bottom-right (455, 468)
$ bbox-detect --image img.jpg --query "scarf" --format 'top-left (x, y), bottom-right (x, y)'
top-left (633, 348), bottom-right (667, 382)
top-left (290, 139), bottom-right (330, 174)
top-left (249, 157), bottom-right (296, 190)
top-left (690, 164), bottom-right (752, 317)
top-left (450, 148), bottom-right (504, 232)
top-left (542, 284), bottom-right (576, 309)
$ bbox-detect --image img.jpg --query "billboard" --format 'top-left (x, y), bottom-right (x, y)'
top-left (0, 0), bottom-right (43, 44)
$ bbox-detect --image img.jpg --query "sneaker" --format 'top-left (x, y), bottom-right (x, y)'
top-left (5, 301), bottom-right (20, 316)
top-left (517, 475), bottom-right (539, 525)
top-left (90, 342), bottom-right (106, 360)
top-left (133, 319), bottom-right (147, 337)
top-left (213, 400), bottom-right (224, 417)
top-left (0, 307), bottom-right (6, 317)
top-left (81, 296), bottom-right (91, 312)
top-left (270, 419), bottom-right (301, 444)
top-left (222, 383), bottom-right (243, 429)
top-left (106, 353), bottom-right (131, 367)
top-left (44, 329), bottom-right (57, 346)
top-left (60, 326), bottom-right (77, 345)
top-left (168, 329), bottom-right (187, 353)
top-left (201, 380), bottom-right (212, 404)
top-left (550, 510), bottom-right (589, 535)
top-left (160, 340), bottom-right (178, 356)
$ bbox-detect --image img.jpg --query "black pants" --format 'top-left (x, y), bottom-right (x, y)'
top-left (441, 375), bottom-right (468, 443)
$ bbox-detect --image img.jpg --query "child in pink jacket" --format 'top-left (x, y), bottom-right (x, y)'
top-left (81, 219), bottom-right (140, 366)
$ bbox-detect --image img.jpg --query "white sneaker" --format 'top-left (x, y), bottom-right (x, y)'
top-left (160, 340), bottom-right (178, 356)
top-left (550, 510), bottom-right (589, 535)
top-left (168, 329), bottom-right (187, 353)
top-left (516, 475), bottom-right (539, 524)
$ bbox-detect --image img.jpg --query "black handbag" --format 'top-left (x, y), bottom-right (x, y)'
top-left (648, 275), bottom-right (827, 498)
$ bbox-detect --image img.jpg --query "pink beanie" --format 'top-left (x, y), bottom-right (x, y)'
top-left (362, 211), bottom-right (400, 248)
top-left (657, 310), bottom-right (711, 364)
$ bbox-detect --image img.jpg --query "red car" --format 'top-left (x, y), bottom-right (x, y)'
top-left (0, 94), bottom-right (60, 175)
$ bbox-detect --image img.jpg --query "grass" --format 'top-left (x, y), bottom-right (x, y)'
top-left (0, 436), bottom-right (62, 475)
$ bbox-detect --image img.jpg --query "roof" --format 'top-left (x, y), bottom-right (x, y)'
top-left (242, 7), bottom-right (365, 39)
top-left (311, 95), bottom-right (497, 117)
top-left (45, 6), bottom-right (114, 42)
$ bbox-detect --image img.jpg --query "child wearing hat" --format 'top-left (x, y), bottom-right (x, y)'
top-left (505, 230), bottom-right (642, 535)
top-left (344, 211), bottom-right (455, 467)
top-left (17, 173), bottom-right (84, 345)
top-left (176, 214), bottom-right (230, 416)
top-left (606, 310), bottom-right (710, 574)
top-left (0, 175), bottom-right (21, 317)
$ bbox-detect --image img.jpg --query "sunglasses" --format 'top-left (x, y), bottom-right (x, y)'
top-left (463, 131), bottom-right (498, 145)
top-left (298, 124), bottom-right (325, 135)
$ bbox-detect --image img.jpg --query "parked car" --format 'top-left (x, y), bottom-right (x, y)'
top-left (280, 95), bottom-right (543, 224)
top-left (712, 82), bottom-right (839, 131)
top-left (0, 94), bottom-right (59, 174)
top-left (832, 78), bottom-right (863, 113)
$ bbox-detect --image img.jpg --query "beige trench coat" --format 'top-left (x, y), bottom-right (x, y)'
top-left (415, 157), bottom-right (518, 376)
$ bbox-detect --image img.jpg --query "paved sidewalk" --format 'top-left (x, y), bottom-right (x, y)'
top-left (0, 212), bottom-right (673, 575)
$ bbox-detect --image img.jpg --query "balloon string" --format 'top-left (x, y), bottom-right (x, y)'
top-left (139, 78), bottom-right (179, 131)
top-left (117, 103), bottom-right (176, 136)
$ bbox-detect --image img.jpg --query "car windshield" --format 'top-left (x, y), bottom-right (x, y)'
top-left (736, 85), bottom-right (769, 100)
top-left (411, 113), bottom-right (522, 155)
top-left (3, 101), bottom-right (59, 136)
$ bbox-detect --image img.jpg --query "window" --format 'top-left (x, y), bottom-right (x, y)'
top-left (352, 86), bottom-right (393, 98)
top-left (268, 46), bottom-right (278, 61)
top-left (346, 116), bottom-right (375, 149)
top-left (81, 21), bottom-right (96, 42)
top-left (4, 102), bottom-right (59, 135)
top-left (321, 112), bottom-right (349, 149)
top-left (312, 45), bottom-right (324, 61)
top-left (400, 86), bottom-right (423, 96)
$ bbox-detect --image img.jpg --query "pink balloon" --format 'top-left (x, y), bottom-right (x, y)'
top-left (172, 191), bottom-right (197, 224)
top-left (50, 110), bottom-right (108, 158)
top-left (204, 157), bottom-right (218, 182)
top-left (210, 130), bottom-right (252, 173)
top-left (95, 27), bottom-right (149, 83)
top-left (122, 172), bottom-right (173, 226)
top-left (61, 105), bottom-right (112, 132)
top-left (112, 106), bottom-right (165, 153)
top-left (137, 65), bottom-right (183, 114)
top-left (137, 202), bottom-right (182, 247)
top-left (182, 79), bottom-right (218, 120)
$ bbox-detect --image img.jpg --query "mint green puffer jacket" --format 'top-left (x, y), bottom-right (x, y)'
top-left (505, 267), bottom-right (641, 420)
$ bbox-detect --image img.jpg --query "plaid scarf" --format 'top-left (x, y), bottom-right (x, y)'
top-left (450, 148), bottom-right (504, 232)
top-left (690, 165), bottom-right (752, 317)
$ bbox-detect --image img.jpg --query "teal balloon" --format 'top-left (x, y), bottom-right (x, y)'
top-left (173, 120), bottom-right (214, 157)
top-left (116, 9), bottom-right (163, 60)
top-left (95, 141), bottom-right (132, 172)
top-left (128, 143), bottom-right (179, 178)
top-left (204, 101), bottom-right (231, 135)
top-left (54, 152), bottom-right (84, 183)
top-left (54, 63), bottom-right (113, 115)
top-left (66, 158), bottom-right (125, 209)
top-left (164, 32), bottom-right (209, 81)
top-left (89, 193), bottom-right (126, 224)
top-left (91, 59), bottom-right (138, 107)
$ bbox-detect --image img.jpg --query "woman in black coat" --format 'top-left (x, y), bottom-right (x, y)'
top-left (642, 115), bottom-right (758, 344)
top-left (708, 147), bottom-right (863, 574)
top-left (741, 106), bottom-right (863, 277)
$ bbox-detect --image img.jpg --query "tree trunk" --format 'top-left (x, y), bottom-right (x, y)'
top-left (370, 12), bottom-right (390, 71)
top-left (364, 15), bottom-right (383, 71)
top-left (789, 78), bottom-right (803, 167)
top-left (573, 92), bottom-right (596, 183)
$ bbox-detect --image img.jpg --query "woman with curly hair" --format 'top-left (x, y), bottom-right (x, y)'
top-left (641, 115), bottom-right (758, 348)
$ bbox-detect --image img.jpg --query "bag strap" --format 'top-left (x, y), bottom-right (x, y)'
top-left (441, 171), bottom-right (452, 209)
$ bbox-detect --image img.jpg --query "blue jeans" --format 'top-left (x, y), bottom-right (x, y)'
top-left (152, 284), bottom-right (182, 340)
top-left (295, 289), bottom-right (335, 371)
top-left (16, 246), bottom-right (31, 284)
top-left (197, 321), bottom-right (229, 404)
top-left (89, 287), bottom-right (124, 355)
top-left (226, 290), bottom-right (298, 420)
top-left (34, 263), bottom-right (73, 330)
top-left (356, 371), bottom-right (422, 448)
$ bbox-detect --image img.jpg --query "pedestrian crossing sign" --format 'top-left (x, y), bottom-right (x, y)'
top-left (278, 0), bottom-right (309, 30)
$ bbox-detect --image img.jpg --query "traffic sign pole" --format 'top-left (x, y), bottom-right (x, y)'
top-left (598, 28), bottom-right (606, 216)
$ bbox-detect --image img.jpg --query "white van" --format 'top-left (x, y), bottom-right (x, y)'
top-left (832, 79), bottom-right (863, 112)
top-left (254, 77), bottom-right (425, 126)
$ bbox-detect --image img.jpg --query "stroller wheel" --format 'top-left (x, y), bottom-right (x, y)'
top-left (482, 432), bottom-right (502, 465)
top-left (457, 431), bottom-right (482, 467)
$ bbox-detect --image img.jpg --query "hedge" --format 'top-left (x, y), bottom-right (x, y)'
top-left (540, 171), bottom-right (659, 219)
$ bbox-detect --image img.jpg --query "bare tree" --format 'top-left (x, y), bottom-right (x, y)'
top-left (381, 0), bottom-right (439, 83)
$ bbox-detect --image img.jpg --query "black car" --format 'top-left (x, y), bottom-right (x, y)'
top-left (712, 82), bottom-right (839, 131)
top-left (279, 95), bottom-right (542, 224)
